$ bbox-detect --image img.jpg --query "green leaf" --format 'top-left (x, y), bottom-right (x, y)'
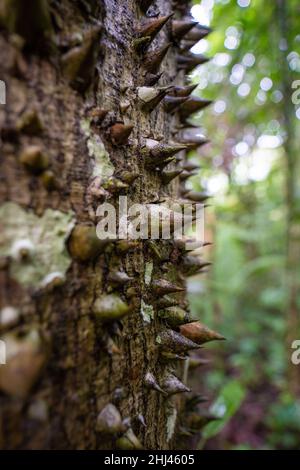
top-left (201, 380), bottom-right (246, 443)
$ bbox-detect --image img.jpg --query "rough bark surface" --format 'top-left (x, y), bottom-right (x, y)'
top-left (0, 0), bottom-right (204, 450)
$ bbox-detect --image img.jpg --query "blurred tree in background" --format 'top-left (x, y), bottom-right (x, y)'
top-left (186, 0), bottom-right (300, 449)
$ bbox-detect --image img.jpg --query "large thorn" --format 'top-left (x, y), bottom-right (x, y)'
top-left (186, 24), bottom-right (212, 42)
top-left (143, 72), bottom-right (163, 87)
top-left (144, 372), bottom-right (167, 395)
top-left (136, 14), bottom-right (173, 47)
top-left (185, 191), bottom-right (211, 203)
top-left (177, 53), bottom-right (209, 73)
top-left (188, 357), bottom-right (211, 368)
top-left (152, 279), bottom-right (184, 295)
top-left (110, 123), bottom-right (134, 145)
top-left (158, 306), bottom-right (190, 327)
top-left (179, 170), bottom-right (197, 181)
top-left (182, 161), bottom-right (200, 171)
top-left (179, 97), bottom-right (213, 120)
top-left (93, 294), bottom-right (132, 322)
top-left (0, 329), bottom-right (48, 398)
top-left (96, 404), bottom-right (125, 435)
top-left (172, 20), bottom-right (198, 41)
top-left (161, 169), bottom-right (183, 184)
top-left (108, 271), bottom-right (133, 285)
top-left (161, 373), bottom-right (191, 396)
top-left (138, 86), bottom-right (172, 113)
top-left (102, 176), bottom-right (129, 193)
top-left (186, 411), bottom-right (219, 431)
top-left (144, 43), bottom-right (172, 74)
top-left (68, 225), bottom-right (109, 262)
top-left (116, 429), bottom-right (143, 450)
top-left (160, 351), bottom-right (187, 362)
top-left (61, 26), bottom-right (102, 91)
top-left (178, 134), bottom-right (209, 150)
top-left (163, 95), bottom-right (189, 113)
top-left (142, 139), bottom-right (187, 166)
top-left (173, 237), bottom-right (203, 252)
top-left (179, 321), bottom-right (225, 344)
top-left (157, 329), bottom-right (201, 354)
top-left (156, 295), bottom-right (180, 309)
top-left (182, 256), bottom-right (212, 276)
top-left (168, 84), bottom-right (198, 98)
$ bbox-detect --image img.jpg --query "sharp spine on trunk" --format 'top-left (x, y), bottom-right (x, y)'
top-left (0, 329), bottom-right (48, 398)
top-left (116, 428), bottom-right (143, 450)
top-left (168, 84), bottom-right (198, 98)
top-left (144, 372), bottom-right (167, 395)
top-left (185, 191), bottom-right (211, 203)
top-left (108, 271), bottom-right (132, 285)
top-left (186, 25), bottom-right (212, 42)
top-left (152, 279), bottom-right (184, 295)
top-left (19, 145), bottom-right (49, 173)
top-left (185, 411), bottom-right (218, 431)
top-left (41, 170), bottom-right (57, 191)
top-left (136, 14), bottom-right (173, 51)
top-left (178, 135), bottom-right (209, 150)
top-left (161, 373), bottom-right (190, 396)
top-left (163, 95), bottom-right (189, 113)
top-left (88, 108), bottom-right (109, 124)
top-left (93, 294), bottom-right (132, 322)
top-left (144, 43), bottom-right (172, 74)
top-left (173, 237), bottom-right (203, 252)
top-left (17, 108), bottom-right (43, 135)
top-left (182, 256), bottom-right (212, 276)
top-left (177, 53), bottom-right (210, 73)
top-left (172, 20), bottom-right (198, 41)
top-left (179, 321), bottom-right (225, 345)
top-left (188, 357), bottom-right (211, 368)
top-left (102, 176), bottom-right (129, 193)
top-left (120, 101), bottom-right (131, 113)
top-left (61, 26), bottom-right (102, 91)
top-left (96, 404), bottom-right (124, 435)
top-left (144, 72), bottom-right (163, 87)
top-left (157, 329), bottom-right (200, 353)
top-left (110, 123), bottom-right (134, 145)
top-left (160, 351), bottom-right (187, 361)
top-left (161, 169), bottom-right (183, 184)
top-left (156, 295), bottom-right (180, 309)
top-left (68, 225), bottom-right (109, 262)
top-left (158, 306), bottom-right (190, 327)
top-left (179, 97), bottom-right (213, 120)
top-left (182, 161), bottom-right (200, 171)
top-left (118, 170), bottom-right (139, 184)
top-left (186, 394), bottom-right (209, 410)
top-left (179, 170), bottom-right (198, 181)
top-left (142, 139), bottom-right (187, 167)
top-left (138, 86), bottom-right (172, 112)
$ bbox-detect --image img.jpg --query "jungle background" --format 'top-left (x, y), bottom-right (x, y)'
top-left (187, 0), bottom-right (300, 450)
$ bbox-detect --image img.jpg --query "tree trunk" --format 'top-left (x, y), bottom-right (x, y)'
top-left (0, 0), bottom-right (213, 449)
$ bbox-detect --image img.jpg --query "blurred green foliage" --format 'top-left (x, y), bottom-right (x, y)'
top-left (186, 0), bottom-right (300, 449)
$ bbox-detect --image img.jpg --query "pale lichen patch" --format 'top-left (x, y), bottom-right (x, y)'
top-left (80, 118), bottom-right (114, 178)
top-left (166, 405), bottom-right (177, 442)
top-left (0, 202), bottom-right (75, 287)
top-left (140, 299), bottom-right (154, 324)
top-left (144, 261), bottom-right (153, 286)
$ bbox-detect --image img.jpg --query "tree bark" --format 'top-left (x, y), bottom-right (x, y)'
top-left (0, 0), bottom-right (210, 449)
